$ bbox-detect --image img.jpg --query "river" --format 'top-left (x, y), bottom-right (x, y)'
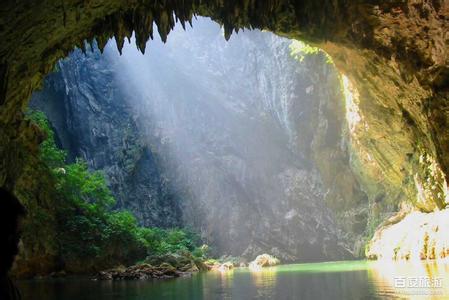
top-left (17, 260), bottom-right (449, 299)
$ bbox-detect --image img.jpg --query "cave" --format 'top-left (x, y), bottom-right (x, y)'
top-left (1, 1), bottom-right (449, 299)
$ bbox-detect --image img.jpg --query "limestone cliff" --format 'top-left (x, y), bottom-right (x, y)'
top-left (366, 207), bottom-right (449, 260)
top-left (32, 19), bottom-right (364, 261)
top-left (30, 48), bottom-right (182, 228)
top-left (0, 0), bottom-right (447, 271)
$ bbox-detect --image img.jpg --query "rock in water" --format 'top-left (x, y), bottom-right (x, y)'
top-left (249, 254), bottom-right (280, 270)
top-left (96, 263), bottom-right (184, 281)
top-left (218, 262), bottom-right (234, 272)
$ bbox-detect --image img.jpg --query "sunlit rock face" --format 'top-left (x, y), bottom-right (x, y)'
top-left (1, 1), bottom-right (447, 199)
top-left (31, 19), bottom-right (361, 261)
top-left (366, 208), bottom-right (449, 261)
top-left (337, 47), bottom-right (449, 260)
top-left (30, 47), bottom-right (182, 228)
top-left (0, 0), bottom-right (447, 269)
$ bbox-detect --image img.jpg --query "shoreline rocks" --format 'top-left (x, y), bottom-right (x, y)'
top-left (204, 257), bottom-right (247, 272)
top-left (96, 263), bottom-right (186, 280)
top-left (96, 252), bottom-right (209, 281)
top-left (249, 254), bottom-right (280, 270)
top-left (96, 253), bottom-right (282, 280)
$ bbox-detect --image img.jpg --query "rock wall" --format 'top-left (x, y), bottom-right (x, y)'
top-left (1, 1), bottom-right (447, 196)
top-left (30, 48), bottom-right (182, 228)
top-left (0, 0), bottom-right (447, 268)
top-left (367, 208), bottom-right (449, 260)
top-left (31, 19), bottom-right (365, 261)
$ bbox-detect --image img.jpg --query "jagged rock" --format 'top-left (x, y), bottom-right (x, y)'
top-left (157, 263), bottom-right (177, 276)
top-left (249, 254), bottom-right (280, 270)
top-left (185, 264), bottom-right (199, 273)
top-left (96, 263), bottom-right (183, 281)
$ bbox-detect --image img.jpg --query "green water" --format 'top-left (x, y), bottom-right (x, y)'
top-left (17, 260), bottom-right (449, 299)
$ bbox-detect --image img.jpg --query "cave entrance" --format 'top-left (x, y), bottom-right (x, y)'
top-left (14, 17), bottom-right (366, 278)
top-left (2, 1), bottom-right (449, 299)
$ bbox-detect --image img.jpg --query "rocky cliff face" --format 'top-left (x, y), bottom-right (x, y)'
top-left (1, 0), bottom-right (447, 271)
top-left (30, 48), bottom-right (182, 228)
top-left (31, 19), bottom-right (366, 261)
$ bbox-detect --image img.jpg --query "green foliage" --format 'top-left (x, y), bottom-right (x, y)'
top-left (50, 154), bottom-right (147, 265)
top-left (26, 109), bottom-right (205, 271)
top-left (289, 40), bottom-right (333, 64)
top-left (138, 227), bottom-right (201, 256)
top-left (57, 159), bottom-right (115, 209)
top-left (192, 244), bottom-right (209, 259)
top-left (204, 258), bottom-right (218, 265)
top-left (26, 110), bottom-right (66, 168)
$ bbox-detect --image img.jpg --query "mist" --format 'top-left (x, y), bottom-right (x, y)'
top-left (13, 2), bottom-right (449, 298)
top-left (82, 17), bottom-right (342, 260)
top-left (29, 17), bottom-right (347, 260)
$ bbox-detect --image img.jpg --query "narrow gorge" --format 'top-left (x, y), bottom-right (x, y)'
top-left (30, 19), bottom-right (360, 263)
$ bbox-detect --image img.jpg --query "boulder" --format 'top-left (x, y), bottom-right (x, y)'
top-left (218, 262), bottom-right (234, 272)
top-left (249, 254), bottom-right (280, 270)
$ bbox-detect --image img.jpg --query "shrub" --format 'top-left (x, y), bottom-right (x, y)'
top-left (26, 110), bottom-right (205, 271)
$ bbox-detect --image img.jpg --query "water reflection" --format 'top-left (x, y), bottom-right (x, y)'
top-left (369, 260), bottom-right (449, 299)
top-left (250, 267), bottom-right (277, 298)
top-left (218, 269), bottom-right (234, 299)
top-left (16, 261), bottom-right (449, 300)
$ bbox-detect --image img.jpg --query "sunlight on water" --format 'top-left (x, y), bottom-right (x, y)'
top-left (369, 260), bottom-right (449, 299)
top-left (272, 260), bottom-right (370, 273)
top-left (250, 267), bottom-right (277, 298)
top-left (17, 261), bottom-right (449, 300)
